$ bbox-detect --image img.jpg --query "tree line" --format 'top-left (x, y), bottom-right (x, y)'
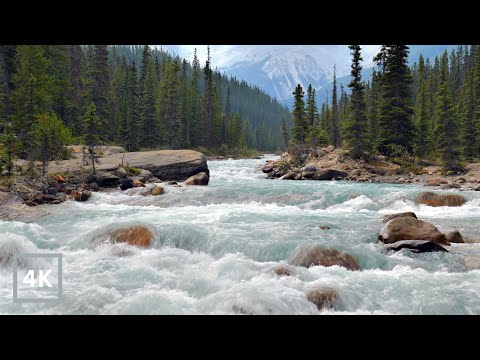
top-left (0, 45), bottom-right (291, 175)
top-left (290, 45), bottom-right (480, 172)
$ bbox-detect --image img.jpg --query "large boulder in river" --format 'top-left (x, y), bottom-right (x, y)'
top-left (314, 169), bottom-right (348, 180)
top-left (184, 172), bottom-right (209, 186)
top-left (103, 150), bottom-right (209, 181)
top-left (378, 217), bottom-right (449, 245)
top-left (416, 192), bottom-right (466, 207)
top-left (382, 212), bottom-right (417, 223)
top-left (288, 245), bottom-right (360, 271)
top-left (306, 287), bottom-right (340, 310)
top-left (385, 240), bottom-right (449, 253)
top-left (120, 178), bottom-right (134, 190)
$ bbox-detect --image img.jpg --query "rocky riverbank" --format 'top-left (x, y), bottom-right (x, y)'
top-left (261, 146), bottom-right (480, 191)
top-left (0, 149), bottom-right (210, 221)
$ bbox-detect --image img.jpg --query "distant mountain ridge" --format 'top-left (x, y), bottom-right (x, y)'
top-left (163, 45), bottom-right (457, 108)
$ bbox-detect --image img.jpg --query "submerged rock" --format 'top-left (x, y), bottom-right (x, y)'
top-left (288, 245), bottom-right (360, 271)
top-left (306, 287), bottom-right (340, 310)
top-left (382, 212), bottom-right (417, 223)
top-left (315, 169), bottom-right (348, 180)
top-left (108, 225), bottom-right (154, 248)
top-left (272, 265), bottom-right (295, 277)
top-left (416, 192), bottom-right (466, 207)
top-left (184, 172), bottom-right (209, 186)
top-left (379, 217), bottom-right (449, 245)
top-left (385, 240), bottom-right (448, 253)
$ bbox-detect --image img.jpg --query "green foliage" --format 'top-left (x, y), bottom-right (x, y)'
top-left (291, 84), bottom-right (306, 144)
top-left (32, 112), bottom-right (73, 175)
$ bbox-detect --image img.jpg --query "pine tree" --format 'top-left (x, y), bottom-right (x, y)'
top-left (435, 51), bottom-right (462, 172)
top-left (190, 48), bottom-right (202, 147)
top-left (461, 71), bottom-right (477, 160)
top-left (203, 46), bottom-right (215, 147)
top-left (367, 70), bottom-right (380, 149)
top-left (10, 45), bottom-right (53, 177)
top-left (344, 45), bottom-right (369, 158)
top-left (375, 45), bottom-right (415, 156)
top-left (291, 84), bottom-right (306, 144)
top-left (125, 60), bottom-right (140, 151)
top-left (330, 66), bottom-right (340, 147)
top-left (159, 61), bottom-right (181, 149)
top-left (414, 54), bottom-right (431, 158)
top-left (281, 118), bottom-right (289, 150)
top-left (65, 45), bottom-right (83, 135)
top-left (142, 60), bottom-right (158, 148)
top-left (82, 102), bottom-right (101, 175)
top-left (305, 84), bottom-right (318, 148)
top-left (224, 84), bottom-right (232, 146)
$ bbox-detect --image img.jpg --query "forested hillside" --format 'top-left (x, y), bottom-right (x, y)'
top-left (0, 45), bottom-right (291, 175)
top-left (289, 45), bottom-right (480, 172)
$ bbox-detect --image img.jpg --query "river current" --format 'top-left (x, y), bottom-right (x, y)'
top-left (1, 155), bottom-right (480, 314)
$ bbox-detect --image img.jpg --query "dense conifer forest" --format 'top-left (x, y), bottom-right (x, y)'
top-left (0, 45), bottom-right (291, 174)
top-left (290, 45), bottom-right (480, 172)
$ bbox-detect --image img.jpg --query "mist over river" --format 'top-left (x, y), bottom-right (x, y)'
top-left (1, 155), bottom-right (480, 314)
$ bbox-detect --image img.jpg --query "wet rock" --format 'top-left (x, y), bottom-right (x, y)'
top-left (315, 169), bottom-right (348, 181)
top-left (382, 212), bottom-right (417, 223)
top-left (456, 177), bottom-right (466, 183)
top-left (167, 181), bottom-right (179, 186)
top-left (150, 185), bottom-right (165, 196)
top-left (294, 174), bottom-right (303, 180)
top-left (319, 226), bottom-right (331, 230)
top-left (86, 182), bottom-right (99, 192)
top-left (306, 287), bottom-right (340, 310)
top-left (426, 177), bottom-right (449, 186)
top-left (302, 171), bottom-right (316, 179)
top-left (378, 217), bottom-right (449, 245)
top-left (91, 172), bottom-right (121, 188)
top-left (184, 172), bottom-right (209, 186)
top-left (441, 183), bottom-right (460, 190)
top-left (385, 240), bottom-right (448, 253)
top-left (397, 177), bottom-right (406, 183)
top-left (133, 179), bottom-right (144, 187)
top-left (108, 225), bottom-right (154, 248)
top-left (262, 164), bottom-right (274, 173)
top-left (120, 178), bottom-right (134, 191)
top-left (416, 192), bottom-right (466, 207)
top-left (288, 245), bottom-right (360, 271)
top-left (436, 226), bottom-right (465, 243)
top-left (272, 265), bottom-right (295, 277)
top-left (70, 189), bottom-right (91, 202)
top-left (280, 172), bottom-right (297, 180)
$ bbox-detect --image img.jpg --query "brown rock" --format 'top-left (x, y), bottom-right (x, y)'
top-left (456, 177), bottom-right (466, 183)
top-left (441, 183), bottom-right (460, 189)
top-left (294, 174), bottom-right (303, 180)
top-left (288, 245), bottom-right (360, 271)
top-left (272, 265), bottom-right (294, 277)
top-left (378, 217), bottom-right (449, 245)
top-left (52, 175), bottom-right (65, 183)
top-left (150, 185), bottom-right (165, 196)
top-left (315, 169), bottom-right (348, 181)
top-left (382, 212), bottom-right (417, 223)
top-left (184, 172), bottom-right (209, 186)
top-left (306, 287), bottom-right (340, 310)
top-left (426, 177), bottom-right (449, 186)
top-left (416, 192), bottom-right (466, 207)
top-left (351, 169), bottom-right (362, 177)
top-left (133, 179), bottom-right (144, 187)
top-left (109, 225), bottom-right (154, 248)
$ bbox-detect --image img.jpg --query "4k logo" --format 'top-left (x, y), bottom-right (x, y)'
top-left (13, 253), bottom-right (62, 303)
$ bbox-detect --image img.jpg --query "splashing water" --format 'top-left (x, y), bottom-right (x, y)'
top-left (1, 155), bottom-right (480, 314)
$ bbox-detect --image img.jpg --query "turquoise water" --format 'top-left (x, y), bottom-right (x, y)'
top-left (1, 155), bottom-right (480, 314)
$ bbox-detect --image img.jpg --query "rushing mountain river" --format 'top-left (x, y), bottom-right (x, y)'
top-left (1, 155), bottom-right (480, 314)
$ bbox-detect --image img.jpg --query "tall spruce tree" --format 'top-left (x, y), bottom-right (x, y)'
top-left (344, 45), bottom-right (369, 158)
top-left (435, 51), bottom-right (462, 172)
top-left (291, 84), bottom-right (306, 145)
top-left (414, 54), bottom-right (431, 158)
top-left (461, 71), bottom-right (477, 160)
top-left (330, 66), bottom-right (340, 147)
top-left (375, 45), bottom-right (415, 156)
top-left (82, 102), bottom-right (101, 175)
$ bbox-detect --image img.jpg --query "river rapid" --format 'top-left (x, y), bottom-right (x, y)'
top-left (1, 155), bottom-right (480, 314)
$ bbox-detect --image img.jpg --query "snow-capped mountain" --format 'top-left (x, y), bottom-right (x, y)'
top-left (163, 45), bottom-right (456, 106)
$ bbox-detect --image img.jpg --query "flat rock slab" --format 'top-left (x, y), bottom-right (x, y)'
top-left (108, 150), bottom-right (208, 181)
top-left (386, 240), bottom-right (449, 253)
top-left (47, 150), bottom-right (208, 182)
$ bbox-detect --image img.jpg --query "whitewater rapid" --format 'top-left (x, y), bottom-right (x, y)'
top-left (1, 155), bottom-right (480, 314)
